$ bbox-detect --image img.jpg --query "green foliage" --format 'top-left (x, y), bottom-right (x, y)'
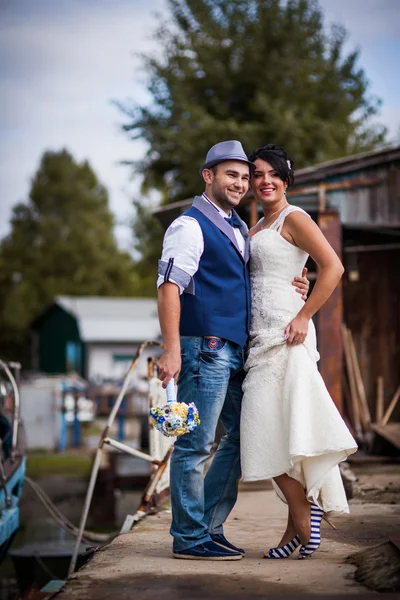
top-left (0, 149), bottom-right (137, 364)
top-left (26, 452), bottom-right (93, 478)
top-left (131, 199), bottom-right (164, 297)
top-left (119, 0), bottom-right (386, 286)
top-left (120, 0), bottom-right (387, 199)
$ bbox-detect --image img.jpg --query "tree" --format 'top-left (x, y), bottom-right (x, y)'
top-left (120, 0), bottom-right (386, 204)
top-left (0, 149), bottom-right (137, 364)
top-left (131, 199), bottom-right (165, 297)
top-left (119, 0), bottom-right (386, 287)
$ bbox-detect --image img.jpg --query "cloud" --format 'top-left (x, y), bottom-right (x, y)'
top-left (319, 0), bottom-right (400, 38)
top-left (0, 0), bottom-right (166, 247)
top-left (0, 0), bottom-right (399, 249)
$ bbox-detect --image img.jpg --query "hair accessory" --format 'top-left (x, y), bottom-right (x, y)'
top-left (150, 380), bottom-right (200, 437)
top-left (287, 159), bottom-right (291, 169)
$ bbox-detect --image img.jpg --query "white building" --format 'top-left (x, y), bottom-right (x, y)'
top-left (31, 296), bottom-right (162, 384)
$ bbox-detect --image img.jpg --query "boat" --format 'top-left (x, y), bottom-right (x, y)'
top-left (10, 540), bottom-right (95, 594)
top-left (0, 359), bottom-right (26, 563)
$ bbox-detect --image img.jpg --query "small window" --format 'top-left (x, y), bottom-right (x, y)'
top-left (112, 354), bottom-right (134, 362)
top-left (66, 342), bottom-right (81, 372)
top-left (112, 354), bottom-right (135, 379)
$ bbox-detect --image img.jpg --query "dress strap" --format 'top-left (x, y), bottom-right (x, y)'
top-left (271, 205), bottom-right (309, 234)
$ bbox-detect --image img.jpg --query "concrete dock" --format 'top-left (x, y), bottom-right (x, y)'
top-left (57, 462), bottom-right (400, 599)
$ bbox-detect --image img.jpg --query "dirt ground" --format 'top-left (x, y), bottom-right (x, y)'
top-left (351, 462), bottom-right (400, 505)
top-left (56, 459), bottom-right (400, 599)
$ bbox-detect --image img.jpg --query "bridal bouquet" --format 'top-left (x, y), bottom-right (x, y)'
top-left (149, 380), bottom-right (200, 437)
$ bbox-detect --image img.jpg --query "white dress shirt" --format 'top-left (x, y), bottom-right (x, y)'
top-left (157, 194), bottom-right (245, 294)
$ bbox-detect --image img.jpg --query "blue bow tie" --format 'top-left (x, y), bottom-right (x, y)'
top-left (224, 213), bottom-right (242, 228)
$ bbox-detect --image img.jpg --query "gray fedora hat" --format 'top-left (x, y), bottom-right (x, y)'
top-left (200, 140), bottom-right (255, 175)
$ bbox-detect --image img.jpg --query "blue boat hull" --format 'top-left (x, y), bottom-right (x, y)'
top-left (0, 457), bottom-right (26, 554)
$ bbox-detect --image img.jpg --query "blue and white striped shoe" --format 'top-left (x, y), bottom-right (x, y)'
top-left (264, 535), bottom-right (301, 559)
top-left (298, 503), bottom-right (324, 559)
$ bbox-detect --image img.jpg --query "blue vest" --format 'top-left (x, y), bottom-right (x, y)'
top-left (179, 197), bottom-right (251, 347)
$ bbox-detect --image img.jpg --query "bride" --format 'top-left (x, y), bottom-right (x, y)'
top-left (240, 144), bottom-right (357, 560)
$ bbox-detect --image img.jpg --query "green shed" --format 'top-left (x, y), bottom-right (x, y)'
top-left (31, 296), bottom-right (160, 379)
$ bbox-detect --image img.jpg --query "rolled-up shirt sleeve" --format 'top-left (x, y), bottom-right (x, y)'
top-left (157, 216), bottom-right (204, 295)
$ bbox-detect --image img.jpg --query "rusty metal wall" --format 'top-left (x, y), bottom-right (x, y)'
top-left (317, 211), bottom-right (343, 413)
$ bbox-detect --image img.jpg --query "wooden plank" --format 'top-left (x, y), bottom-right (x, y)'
top-left (341, 324), bottom-right (362, 438)
top-left (389, 534), bottom-right (400, 552)
top-left (249, 197), bottom-right (258, 228)
top-left (347, 329), bottom-right (371, 429)
top-left (342, 247), bottom-right (400, 431)
top-left (376, 376), bottom-right (384, 422)
top-left (347, 453), bottom-right (400, 464)
top-left (344, 243), bottom-right (400, 253)
top-left (381, 385), bottom-right (400, 426)
top-left (318, 183), bottom-right (326, 212)
top-left (287, 176), bottom-right (384, 198)
top-left (342, 375), bottom-right (356, 437)
top-left (293, 147), bottom-right (400, 182)
top-left (370, 423), bottom-right (400, 450)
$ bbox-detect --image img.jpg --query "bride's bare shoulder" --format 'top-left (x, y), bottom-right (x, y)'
top-left (285, 209), bottom-right (313, 228)
top-left (286, 206), bottom-right (311, 219)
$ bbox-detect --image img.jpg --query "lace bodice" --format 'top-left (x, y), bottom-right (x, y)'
top-left (249, 206), bottom-right (310, 334)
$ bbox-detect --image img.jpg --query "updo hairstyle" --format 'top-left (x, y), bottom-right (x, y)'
top-left (249, 144), bottom-right (295, 187)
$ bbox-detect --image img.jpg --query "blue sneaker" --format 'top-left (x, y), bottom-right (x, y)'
top-left (211, 533), bottom-right (245, 555)
top-left (173, 540), bottom-right (242, 560)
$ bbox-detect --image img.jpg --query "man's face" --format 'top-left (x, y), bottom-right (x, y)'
top-left (205, 160), bottom-right (250, 210)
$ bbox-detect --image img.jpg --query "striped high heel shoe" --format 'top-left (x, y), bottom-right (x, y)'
top-left (298, 502), bottom-right (324, 559)
top-left (264, 535), bottom-right (301, 559)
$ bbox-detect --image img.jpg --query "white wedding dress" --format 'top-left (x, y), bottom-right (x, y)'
top-left (240, 206), bottom-right (357, 513)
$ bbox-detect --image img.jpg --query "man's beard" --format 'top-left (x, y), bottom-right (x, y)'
top-left (212, 185), bottom-right (243, 210)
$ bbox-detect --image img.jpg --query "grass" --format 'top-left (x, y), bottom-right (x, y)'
top-left (26, 452), bottom-right (93, 478)
top-left (82, 423), bottom-right (104, 437)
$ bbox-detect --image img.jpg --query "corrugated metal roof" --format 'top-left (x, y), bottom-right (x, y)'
top-left (293, 145), bottom-right (400, 184)
top-left (55, 296), bottom-right (160, 343)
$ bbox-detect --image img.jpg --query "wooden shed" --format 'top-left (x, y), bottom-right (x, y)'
top-left (154, 146), bottom-right (400, 437)
top-left (284, 146), bottom-right (400, 432)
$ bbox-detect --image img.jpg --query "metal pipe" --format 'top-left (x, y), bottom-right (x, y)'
top-left (0, 440), bottom-right (12, 508)
top-left (142, 447), bottom-right (173, 502)
top-left (103, 437), bottom-right (161, 465)
top-left (101, 341), bottom-right (161, 435)
top-left (67, 340), bottom-right (162, 577)
top-left (68, 447), bottom-right (103, 577)
top-left (119, 447), bottom-right (173, 536)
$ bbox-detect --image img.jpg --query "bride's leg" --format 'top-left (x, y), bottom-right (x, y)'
top-left (277, 510), bottom-right (297, 547)
top-left (263, 508), bottom-right (299, 558)
top-left (273, 473), bottom-right (311, 546)
top-left (264, 505), bottom-right (301, 559)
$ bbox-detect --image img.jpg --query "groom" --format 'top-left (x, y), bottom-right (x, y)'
top-left (157, 140), bottom-right (308, 560)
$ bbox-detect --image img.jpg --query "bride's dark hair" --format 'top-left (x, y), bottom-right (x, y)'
top-left (249, 144), bottom-right (295, 187)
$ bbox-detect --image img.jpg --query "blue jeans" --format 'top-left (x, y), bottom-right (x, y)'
top-left (170, 336), bottom-right (245, 551)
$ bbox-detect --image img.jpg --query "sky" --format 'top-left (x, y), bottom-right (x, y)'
top-left (0, 0), bottom-right (399, 250)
